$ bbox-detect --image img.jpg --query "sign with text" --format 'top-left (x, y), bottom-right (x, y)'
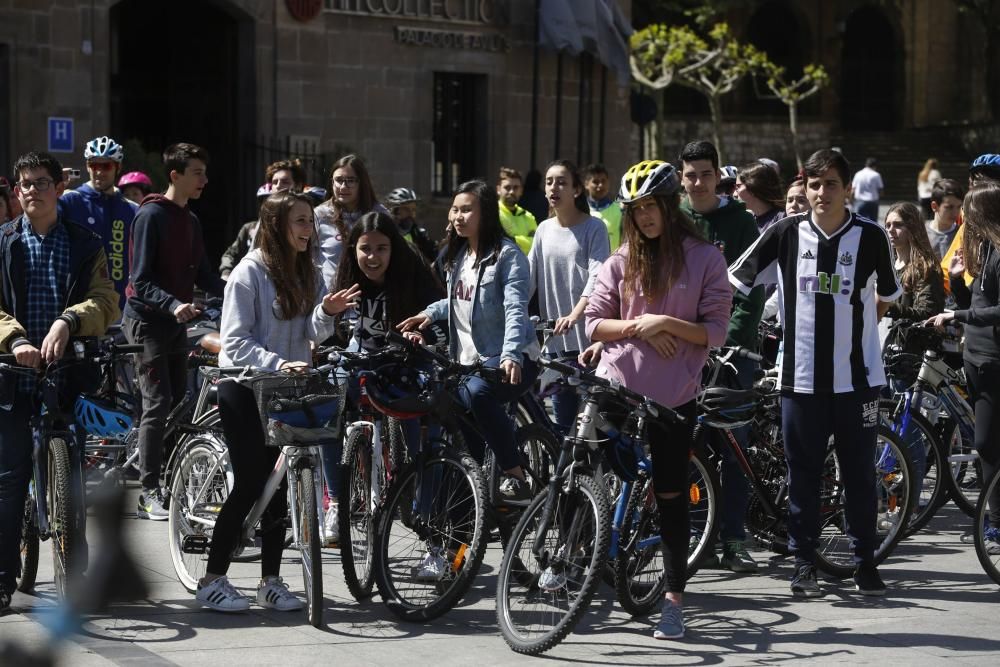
top-left (48, 117), bottom-right (74, 153)
top-left (325, 0), bottom-right (498, 25)
top-left (394, 25), bottom-right (508, 51)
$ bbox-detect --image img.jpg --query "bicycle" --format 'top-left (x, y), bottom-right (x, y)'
top-left (716, 351), bottom-right (917, 578)
top-left (365, 331), bottom-right (556, 622)
top-left (166, 365), bottom-right (340, 628)
top-left (882, 320), bottom-right (979, 517)
top-left (972, 464), bottom-right (1000, 586)
top-left (3, 337), bottom-right (143, 597)
top-left (494, 354), bottom-right (692, 655)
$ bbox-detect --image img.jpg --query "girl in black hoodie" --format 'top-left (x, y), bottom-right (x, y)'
top-left (927, 182), bottom-right (1000, 548)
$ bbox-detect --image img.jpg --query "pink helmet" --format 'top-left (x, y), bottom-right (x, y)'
top-left (118, 171), bottom-right (153, 189)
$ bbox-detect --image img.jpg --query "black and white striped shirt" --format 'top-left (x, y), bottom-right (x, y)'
top-left (729, 211), bottom-right (902, 394)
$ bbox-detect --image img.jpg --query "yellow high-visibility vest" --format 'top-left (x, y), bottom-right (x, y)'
top-left (499, 203), bottom-right (537, 254)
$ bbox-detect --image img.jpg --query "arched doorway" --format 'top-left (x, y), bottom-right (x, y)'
top-left (110, 0), bottom-right (255, 258)
top-left (743, 1), bottom-right (808, 117)
top-left (840, 5), bottom-right (900, 131)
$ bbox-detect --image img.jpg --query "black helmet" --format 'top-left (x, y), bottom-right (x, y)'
top-left (697, 386), bottom-right (759, 428)
top-left (359, 364), bottom-right (437, 419)
top-left (385, 187), bottom-right (418, 208)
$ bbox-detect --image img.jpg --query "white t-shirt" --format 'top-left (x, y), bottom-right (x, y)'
top-left (852, 167), bottom-right (884, 202)
top-left (452, 252), bottom-right (479, 365)
top-left (917, 169), bottom-right (942, 199)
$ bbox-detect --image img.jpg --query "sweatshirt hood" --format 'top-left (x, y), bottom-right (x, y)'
top-left (138, 193), bottom-right (183, 210)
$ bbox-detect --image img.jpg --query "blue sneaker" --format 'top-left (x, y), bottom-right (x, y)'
top-left (985, 527), bottom-right (1000, 555)
top-left (653, 599), bottom-right (684, 640)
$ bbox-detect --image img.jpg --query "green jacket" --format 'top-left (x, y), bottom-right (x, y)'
top-left (499, 203), bottom-right (537, 254)
top-left (682, 198), bottom-right (765, 349)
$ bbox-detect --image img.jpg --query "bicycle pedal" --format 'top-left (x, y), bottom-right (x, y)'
top-left (181, 534), bottom-right (210, 554)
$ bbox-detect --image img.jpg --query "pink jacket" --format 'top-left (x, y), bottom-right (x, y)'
top-left (585, 238), bottom-right (733, 408)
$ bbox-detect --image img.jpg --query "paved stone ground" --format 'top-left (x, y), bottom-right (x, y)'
top-left (2, 487), bottom-right (1000, 666)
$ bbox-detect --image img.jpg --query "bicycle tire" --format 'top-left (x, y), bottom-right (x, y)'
top-left (372, 451), bottom-right (487, 622)
top-left (879, 398), bottom-right (948, 536)
top-left (296, 465), bottom-right (324, 628)
top-left (47, 437), bottom-right (77, 599)
top-left (495, 472), bottom-right (611, 655)
top-left (614, 473), bottom-right (666, 616)
top-left (940, 418), bottom-right (980, 517)
top-left (167, 436), bottom-right (231, 593)
top-left (973, 465), bottom-right (1000, 587)
top-left (17, 491), bottom-right (39, 593)
top-left (813, 425), bottom-right (916, 579)
top-left (339, 425), bottom-right (378, 600)
top-left (687, 446), bottom-right (721, 575)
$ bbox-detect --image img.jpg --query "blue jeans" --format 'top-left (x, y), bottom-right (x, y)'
top-left (457, 355), bottom-right (539, 471)
top-left (549, 352), bottom-right (581, 434)
top-left (855, 200), bottom-right (880, 221)
top-left (719, 356), bottom-right (755, 543)
top-left (782, 387), bottom-right (880, 566)
top-left (0, 395), bottom-right (33, 590)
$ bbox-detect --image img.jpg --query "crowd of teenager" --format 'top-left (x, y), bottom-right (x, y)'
top-left (2, 134), bottom-right (1000, 644)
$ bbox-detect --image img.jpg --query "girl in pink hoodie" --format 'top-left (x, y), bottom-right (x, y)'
top-left (585, 160), bottom-right (732, 640)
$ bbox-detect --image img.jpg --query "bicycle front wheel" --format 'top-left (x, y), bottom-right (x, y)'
top-left (168, 437), bottom-right (230, 592)
top-left (17, 490), bottom-right (39, 592)
top-left (941, 418), bottom-right (981, 517)
top-left (495, 473), bottom-right (611, 656)
top-left (295, 465), bottom-right (324, 628)
top-left (973, 465), bottom-right (1000, 586)
top-left (339, 426), bottom-right (378, 600)
top-left (47, 437), bottom-right (77, 599)
top-left (814, 426), bottom-right (916, 578)
top-left (373, 452), bottom-right (487, 622)
top-left (687, 446), bottom-right (721, 574)
top-left (879, 398), bottom-right (948, 535)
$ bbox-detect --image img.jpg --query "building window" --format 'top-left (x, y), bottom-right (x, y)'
top-left (0, 44), bottom-right (9, 179)
top-left (433, 72), bottom-right (486, 196)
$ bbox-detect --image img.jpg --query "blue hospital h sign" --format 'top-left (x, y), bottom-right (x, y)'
top-left (48, 117), bottom-right (74, 153)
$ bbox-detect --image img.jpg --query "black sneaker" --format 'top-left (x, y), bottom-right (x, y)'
top-left (499, 476), bottom-right (532, 505)
top-left (0, 585), bottom-right (12, 615)
top-left (790, 562), bottom-right (822, 598)
top-left (137, 488), bottom-right (169, 521)
top-left (853, 562), bottom-right (886, 596)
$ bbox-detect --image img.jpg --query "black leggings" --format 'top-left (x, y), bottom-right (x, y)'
top-left (206, 381), bottom-right (288, 578)
top-left (965, 361), bottom-right (1000, 525)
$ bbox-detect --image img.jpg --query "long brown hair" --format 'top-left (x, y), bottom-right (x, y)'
top-left (961, 182), bottom-right (1000, 278)
top-left (621, 191), bottom-right (706, 300)
top-left (324, 154), bottom-right (378, 236)
top-left (885, 201), bottom-right (939, 293)
top-left (257, 191), bottom-right (318, 319)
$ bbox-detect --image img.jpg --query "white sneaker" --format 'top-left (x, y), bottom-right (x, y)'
top-left (256, 576), bottom-right (303, 611)
top-left (414, 548), bottom-right (446, 581)
top-left (322, 504), bottom-right (339, 546)
top-left (196, 576), bottom-right (250, 612)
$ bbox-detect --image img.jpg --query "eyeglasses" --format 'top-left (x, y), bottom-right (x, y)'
top-left (333, 177), bottom-right (358, 187)
top-left (87, 161), bottom-right (115, 172)
top-left (17, 178), bottom-right (55, 193)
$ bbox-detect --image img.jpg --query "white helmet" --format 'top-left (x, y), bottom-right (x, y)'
top-left (84, 136), bottom-right (124, 163)
top-left (618, 160), bottom-right (680, 204)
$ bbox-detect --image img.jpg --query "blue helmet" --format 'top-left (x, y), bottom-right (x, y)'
top-left (971, 153), bottom-right (1000, 176)
top-left (74, 395), bottom-right (133, 437)
top-left (84, 136), bottom-right (124, 163)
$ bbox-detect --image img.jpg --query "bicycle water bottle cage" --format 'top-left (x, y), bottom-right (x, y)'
top-left (74, 394), bottom-right (133, 437)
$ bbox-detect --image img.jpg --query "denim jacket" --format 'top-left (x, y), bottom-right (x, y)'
top-left (423, 238), bottom-right (536, 364)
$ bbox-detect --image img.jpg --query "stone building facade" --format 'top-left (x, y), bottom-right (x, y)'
top-left (0, 0), bottom-right (634, 252)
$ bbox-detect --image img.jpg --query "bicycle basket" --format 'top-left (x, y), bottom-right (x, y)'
top-left (244, 373), bottom-right (341, 446)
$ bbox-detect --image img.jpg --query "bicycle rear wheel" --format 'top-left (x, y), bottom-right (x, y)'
top-left (17, 490), bottom-right (39, 592)
top-left (687, 446), bottom-right (721, 574)
top-left (495, 472), bottom-right (610, 655)
top-left (168, 436), bottom-right (230, 592)
top-left (47, 437), bottom-right (78, 599)
top-left (814, 426), bottom-right (916, 578)
top-left (973, 466), bottom-right (1000, 587)
top-left (879, 398), bottom-right (948, 535)
top-left (614, 473), bottom-right (665, 616)
top-left (295, 465), bottom-right (324, 628)
top-left (373, 451), bottom-right (486, 622)
top-left (941, 418), bottom-right (981, 517)
top-left (339, 425), bottom-right (379, 600)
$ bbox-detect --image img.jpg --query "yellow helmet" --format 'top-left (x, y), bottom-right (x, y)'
top-left (618, 160), bottom-right (680, 204)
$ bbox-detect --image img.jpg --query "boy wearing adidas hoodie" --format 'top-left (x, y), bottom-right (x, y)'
top-left (124, 143), bottom-right (225, 520)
